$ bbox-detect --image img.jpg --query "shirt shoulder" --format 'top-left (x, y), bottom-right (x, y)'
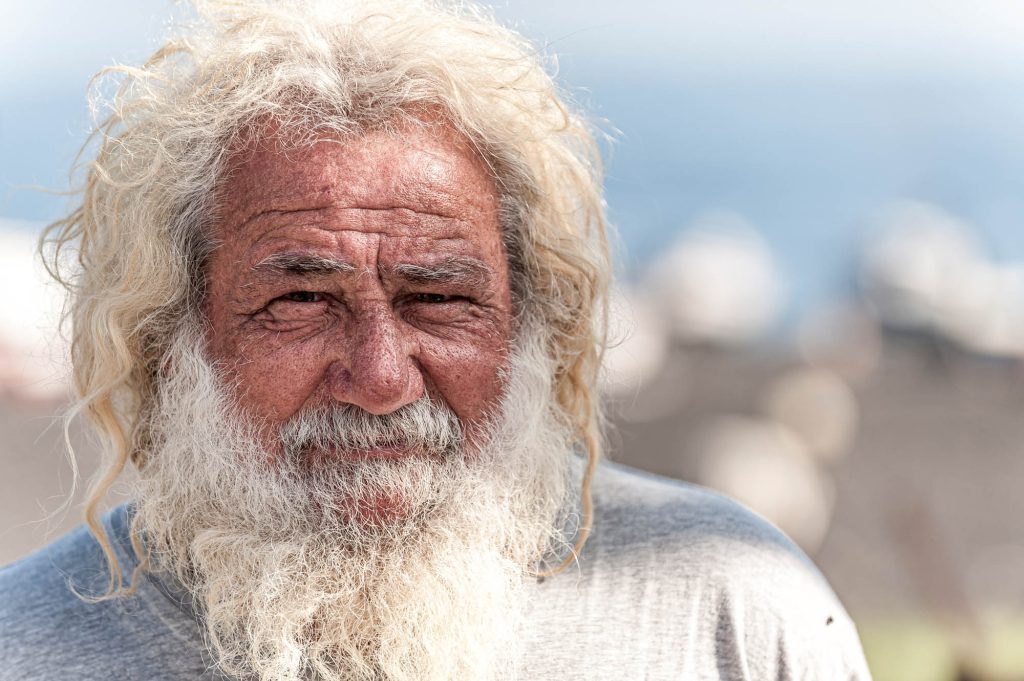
top-left (590, 461), bottom-right (819, 571)
top-left (0, 507), bottom-right (209, 681)
top-left (567, 462), bottom-right (873, 680)
top-left (0, 521), bottom-right (123, 679)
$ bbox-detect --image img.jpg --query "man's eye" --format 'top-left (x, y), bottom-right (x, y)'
top-left (413, 293), bottom-right (453, 304)
top-left (283, 291), bottom-right (322, 303)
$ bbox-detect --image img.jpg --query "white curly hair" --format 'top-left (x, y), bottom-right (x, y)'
top-left (42, 0), bottom-right (611, 592)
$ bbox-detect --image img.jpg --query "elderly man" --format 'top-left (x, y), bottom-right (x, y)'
top-left (0, 1), bottom-right (870, 679)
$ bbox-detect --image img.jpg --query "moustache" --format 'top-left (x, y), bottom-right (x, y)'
top-left (279, 396), bottom-right (464, 460)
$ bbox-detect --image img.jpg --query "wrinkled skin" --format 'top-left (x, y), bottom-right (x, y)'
top-left (204, 123), bottom-right (514, 457)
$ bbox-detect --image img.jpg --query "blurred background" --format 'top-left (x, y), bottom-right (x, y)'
top-left (3, 1), bottom-right (1024, 679)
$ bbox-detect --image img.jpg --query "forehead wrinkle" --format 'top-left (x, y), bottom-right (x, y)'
top-left (233, 207), bottom-right (482, 249)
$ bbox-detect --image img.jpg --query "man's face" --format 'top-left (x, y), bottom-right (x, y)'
top-left (203, 123), bottom-right (514, 456)
top-left (145, 124), bottom-right (567, 680)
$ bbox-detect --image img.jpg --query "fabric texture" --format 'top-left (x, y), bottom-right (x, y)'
top-left (0, 463), bottom-right (872, 680)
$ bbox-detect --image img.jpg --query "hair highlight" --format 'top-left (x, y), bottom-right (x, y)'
top-left (41, 0), bottom-right (612, 592)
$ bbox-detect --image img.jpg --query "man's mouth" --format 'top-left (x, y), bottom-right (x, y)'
top-left (342, 444), bottom-right (416, 461)
top-left (301, 441), bottom-right (421, 464)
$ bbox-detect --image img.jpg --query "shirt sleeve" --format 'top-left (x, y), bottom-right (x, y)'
top-left (704, 538), bottom-right (874, 681)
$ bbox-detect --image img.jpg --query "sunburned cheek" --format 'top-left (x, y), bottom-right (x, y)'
top-left (421, 337), bottom-right (510, 422)
top-left (226, 342), bottom-right (330, 424)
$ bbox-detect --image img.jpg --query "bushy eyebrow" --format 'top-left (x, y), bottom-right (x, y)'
top-left (252, 252), bottom-right (357, 275)
top-left (390, 257), bottom-right (492, 288)
top-left (250, 252), bottom-right (492, 288)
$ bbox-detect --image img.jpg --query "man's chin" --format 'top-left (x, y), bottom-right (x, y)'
top-left (291, 453), bottom-right (451, 532)
top-left (340, 492), bottom-right (416, 528)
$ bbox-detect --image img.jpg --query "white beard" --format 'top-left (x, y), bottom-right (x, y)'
top-left (131, 324), bottom-right (576, 681)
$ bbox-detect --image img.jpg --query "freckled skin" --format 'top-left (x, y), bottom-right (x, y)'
top-left (204, 124), bottom-right (513, 455)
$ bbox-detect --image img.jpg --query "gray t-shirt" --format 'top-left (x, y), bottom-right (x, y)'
top-left (0, 463), bottom-right (872, 680)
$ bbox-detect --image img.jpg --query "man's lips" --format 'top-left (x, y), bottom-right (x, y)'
top-left (347, 445), bottom-right (415, 461)
top-left (310, 444), bottom-right (417, 461)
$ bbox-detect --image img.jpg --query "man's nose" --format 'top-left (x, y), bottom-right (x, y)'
top-left (327, 305), bottom-right (423, 415)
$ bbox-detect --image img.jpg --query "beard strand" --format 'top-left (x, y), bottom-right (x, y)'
top-left (131, 323), bottom-right (575, 681)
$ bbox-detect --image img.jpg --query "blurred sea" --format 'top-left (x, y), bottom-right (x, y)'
top-left (592, 69), bottom-right (1024, 321)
